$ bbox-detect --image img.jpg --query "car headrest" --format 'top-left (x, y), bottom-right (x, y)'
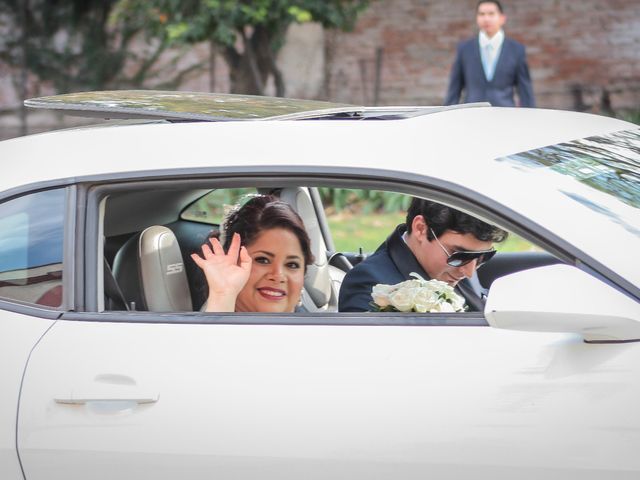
top-left (112, 225), bottom-right (193, 312)
top-left (278, 188), bottom-right (332, 308)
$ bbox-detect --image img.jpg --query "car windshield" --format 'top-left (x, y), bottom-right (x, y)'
top-left (496, 128), bottom-right (640, 293)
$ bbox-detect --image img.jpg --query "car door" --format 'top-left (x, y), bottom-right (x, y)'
top-left (16, 178), bottom-right (640, 479)
top-left (17, 310), bottom-right (640, 480)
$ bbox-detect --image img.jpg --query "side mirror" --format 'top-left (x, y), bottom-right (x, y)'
top-left (485, 264), bottom-right (640, 342)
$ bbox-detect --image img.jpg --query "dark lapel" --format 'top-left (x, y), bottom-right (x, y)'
top-left (386, 225), bottom-right (430, 280)
top-left (491, 36), bottom-right (510, 83)
top-left (472, 37), bottom-right (488, 84)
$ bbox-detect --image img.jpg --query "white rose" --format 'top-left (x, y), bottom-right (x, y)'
top-left (413, 288), bottom-right (439, 313)
top-left (371, 283), bottom-right (392, 307)
top-left (435, 302), bottom-right (455, 313)
top-left (449, 295), bottom-right (466, 312)
top-left (389, 287), bottom-right (416, 312)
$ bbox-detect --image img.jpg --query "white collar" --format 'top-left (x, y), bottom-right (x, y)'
top-left (479, 29), bottom-right (504, 49)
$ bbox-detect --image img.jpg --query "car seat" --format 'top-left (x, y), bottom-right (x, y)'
top-left (111, 225), bottom-right (193, 312)
top-left (278, 187), bottom-right (342, 312)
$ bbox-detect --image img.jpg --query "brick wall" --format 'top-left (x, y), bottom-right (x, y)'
top-left (325, 0), bottom-right (640, 111)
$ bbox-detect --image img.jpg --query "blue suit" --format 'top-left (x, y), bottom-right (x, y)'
top-left (445, 36), bottom-right (535, 107)
top-left (338, 226), bottom-right (487, 312)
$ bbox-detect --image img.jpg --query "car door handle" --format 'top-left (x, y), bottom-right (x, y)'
top-left (55, 392), bottom-right (159, 405)
top-left (54, 374), bottom-right (159, 405)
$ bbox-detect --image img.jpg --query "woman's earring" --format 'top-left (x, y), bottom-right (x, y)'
top-left (297, 297), bottom-right (303, 307)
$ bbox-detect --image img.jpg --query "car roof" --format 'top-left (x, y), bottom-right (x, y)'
top-left (3, 104), bottom-right (631, 188)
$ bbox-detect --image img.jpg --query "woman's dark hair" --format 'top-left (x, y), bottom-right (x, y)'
top-left (221, 194), bottom-right (314, 268)
top-left (406, 198), bottom-right (508, 243)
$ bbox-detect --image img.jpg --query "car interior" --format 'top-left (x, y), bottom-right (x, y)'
top-left (100, 184), bottom-right (562, 314)
top-left (101, 185), bottom-right (353, 313)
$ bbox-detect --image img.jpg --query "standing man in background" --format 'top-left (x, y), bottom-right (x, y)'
top-left (444, 0), bottom-right (535, 107)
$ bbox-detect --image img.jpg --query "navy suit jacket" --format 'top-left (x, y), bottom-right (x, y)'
top-left (444, 36), bottom-right (535, 107)
top-left (338, 225), bottom-right (487, 313)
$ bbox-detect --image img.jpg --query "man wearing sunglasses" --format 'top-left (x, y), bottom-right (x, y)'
top-left (338, 198), bottom-right (508, 312)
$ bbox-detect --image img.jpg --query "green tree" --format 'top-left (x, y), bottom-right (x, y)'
top-left (0, 0), bottom-right (203, 93)
top-left (114, 0), bottom-right (370, 96)
top-left (0, 0), bottom-right (205, 135)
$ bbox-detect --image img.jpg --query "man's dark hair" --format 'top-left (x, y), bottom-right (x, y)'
top-left (476, 0), bottom-right (504, 13)
top-left (406, 198), bottom-right (508, 243)
top-left (222, 194), bottom-right (314, 268)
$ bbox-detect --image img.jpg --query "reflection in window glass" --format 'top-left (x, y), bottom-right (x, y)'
top-left (0, 189), bottom-right (66, 307)
top-left (181, 188), bottom-right (257, 224)
top-left (500, 129), bottom-right (640, 209)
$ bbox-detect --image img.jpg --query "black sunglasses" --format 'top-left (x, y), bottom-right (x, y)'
top-left (430, 229), bottom-right (497, 268)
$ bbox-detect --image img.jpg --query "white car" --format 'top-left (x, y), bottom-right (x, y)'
top-left (1, 91), bottom-right (639, 480)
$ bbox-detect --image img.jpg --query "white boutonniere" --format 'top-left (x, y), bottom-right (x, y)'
top-left (370, 272), bottom-right (466, 313)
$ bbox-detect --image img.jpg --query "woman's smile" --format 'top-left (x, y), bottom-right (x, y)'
top-left (257, 287), bottom-right (287, 300)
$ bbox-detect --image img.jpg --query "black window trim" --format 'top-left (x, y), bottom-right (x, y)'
top-left (60, 310), bottom-right (489, 327)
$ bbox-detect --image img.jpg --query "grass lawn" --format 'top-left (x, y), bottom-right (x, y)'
top-left (327, 211), bottom-right (539, 253)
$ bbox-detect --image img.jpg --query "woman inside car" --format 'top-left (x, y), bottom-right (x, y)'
top-left (191, 194), bottom-right (313, 313)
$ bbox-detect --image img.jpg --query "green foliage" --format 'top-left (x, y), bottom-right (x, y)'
top-left (321, 188), bottom-right (541, 254)
top-left (327, 210), bottom-right (540, 254)
top-left (327, 211), bottom-right (404, 252)
top-left (319, 188), bottom-right (411, 214)
top-left (0, 0), bottom-right (200, 92)
top-left (618, 110), bottom-right (640, 125)
top-left (288, 6), bottom-right (313, 23)
top-left (0, 0), bottom-right (370, 96)
top-left (113, 0), bottom-right (371, 95)
top-left (115, 0), bottom-right (369, 46)
top-left (0, 0), bottom-right (126, 91)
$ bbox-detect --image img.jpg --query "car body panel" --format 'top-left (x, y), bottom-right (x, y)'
top-left (18, 318), bottom-right (640, 479)
top-left (0, 311), bottom-right (55, 479)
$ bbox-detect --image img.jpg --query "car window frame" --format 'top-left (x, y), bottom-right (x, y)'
top-left (62, 165), bottom-right (633, 323)
top-left (0, 184), bottom-right (77, 317)
top-left (60, 310), bottom-right (489, 326)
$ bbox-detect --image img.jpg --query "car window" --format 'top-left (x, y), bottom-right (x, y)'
top-left (181, 188), bottom-right (257, 224)
top-left (0, 188), bottom-right (66, 308)
top-left (319, 188), bottom-right (538, 253)
top-left (101, 183), bottom-right (554, 316)
top-left (319, 188), bottom-right (408, 253)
